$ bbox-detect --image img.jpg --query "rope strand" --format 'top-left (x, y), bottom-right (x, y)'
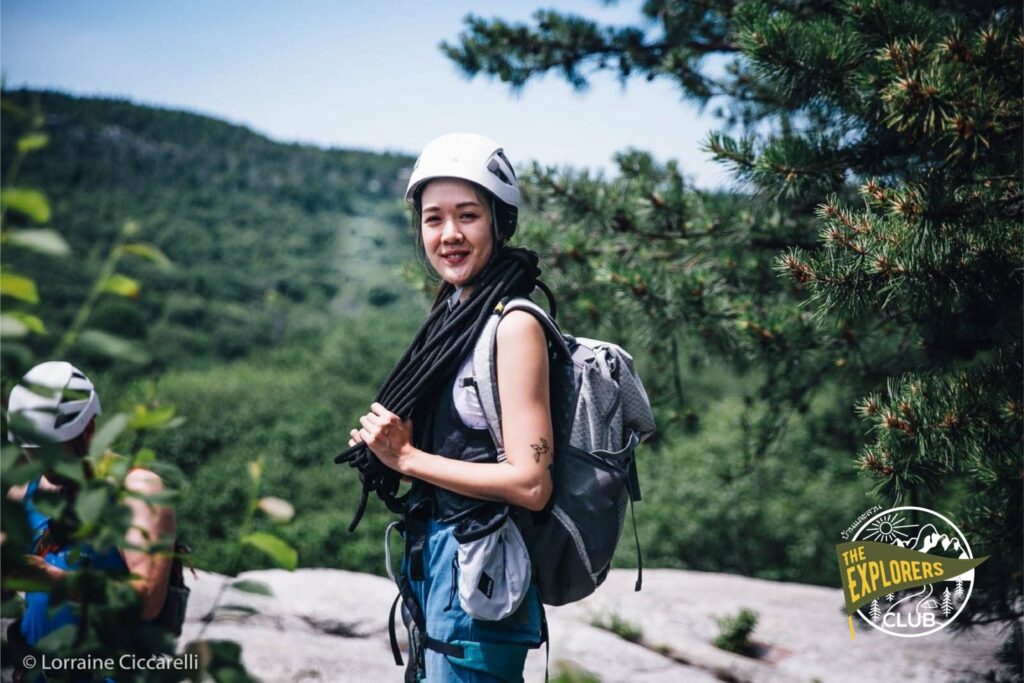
top-left (334, 247), bottom-right (544, 531)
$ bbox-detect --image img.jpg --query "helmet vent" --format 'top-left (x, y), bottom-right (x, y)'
top-left (54, 410), bottom-right (82, 429)
top-left (487, 156), bottom-right (514, 187)
top-left (495, 150), bottom-right (516, 179)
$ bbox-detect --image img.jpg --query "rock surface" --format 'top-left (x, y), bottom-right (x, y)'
top-left (181, 568), bottom-right (1009, 682)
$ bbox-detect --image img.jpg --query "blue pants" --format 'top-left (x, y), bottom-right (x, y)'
top-left (404, 517), bottom-right (543, 682)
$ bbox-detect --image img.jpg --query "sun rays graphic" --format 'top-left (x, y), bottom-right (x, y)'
top-left (862, 512), bottom-right (916, 544)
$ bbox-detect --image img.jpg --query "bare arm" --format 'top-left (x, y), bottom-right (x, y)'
top-left (6, 484), bottom-right (28, 502)
top-left (6, 478), bottom-right (71, 592)
top-left (122, 469), bottom-right (176, 620)
top-left (352, 310), bottom-right (554, 511)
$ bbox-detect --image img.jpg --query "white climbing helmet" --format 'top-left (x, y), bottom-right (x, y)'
top-left (6, 361), bottom-right (102, 448)
top-left (405, 133), bottom-right (520, 210)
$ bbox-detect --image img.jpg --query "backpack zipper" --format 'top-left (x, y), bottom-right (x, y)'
top-left (443, 555), bottom-right (459, 612)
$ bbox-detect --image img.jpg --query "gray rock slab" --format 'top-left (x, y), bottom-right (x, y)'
top-left (558, 569), bottom-right (1007, 683)
top-left (178, 568), bottom-right (1009, 682)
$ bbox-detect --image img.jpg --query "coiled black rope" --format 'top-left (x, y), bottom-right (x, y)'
top-left (334, 247), bottom-right (544, 531)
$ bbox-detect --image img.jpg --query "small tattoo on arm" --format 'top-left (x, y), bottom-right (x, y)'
top-left (530, 438), bottom-right (549, 463)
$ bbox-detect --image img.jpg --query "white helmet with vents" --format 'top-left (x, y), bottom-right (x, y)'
top-left (7, 361), bottom-right (102, 448)
top-left (405, 133), bottom-right (520, 211)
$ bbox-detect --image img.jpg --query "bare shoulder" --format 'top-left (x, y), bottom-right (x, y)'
top-left (125, 467), bottom-right (164, 494)
top-left (6, 483), bottom-right (28, 502)
top-left (495, 310), bottom-right (550, 394)
top-left (496, 309), bottom-right (546, 347)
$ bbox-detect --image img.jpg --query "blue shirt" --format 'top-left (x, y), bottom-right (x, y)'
top-left (21, 478), bottom-right (129, 646)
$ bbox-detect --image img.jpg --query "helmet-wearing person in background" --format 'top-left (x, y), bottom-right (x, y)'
top-left (5, 361), bottom-right (177, 649)
top-left (348, 134), bottom-right (552, 681)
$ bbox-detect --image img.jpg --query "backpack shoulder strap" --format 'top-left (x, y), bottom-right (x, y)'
top-left (471, 298), bottom-right (570, 460)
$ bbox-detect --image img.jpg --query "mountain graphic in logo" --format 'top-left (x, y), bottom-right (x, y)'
top-left (892, 524), bottom-right (969, 559)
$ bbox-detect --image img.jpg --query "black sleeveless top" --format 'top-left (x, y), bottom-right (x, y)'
top-left (409, 353), bottom-right (504, 525)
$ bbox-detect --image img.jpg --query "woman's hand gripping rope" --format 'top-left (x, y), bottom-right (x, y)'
top-left (350, 403), bottom-right (415, 473)
top-left (335, 403), bottom-right (414, 532)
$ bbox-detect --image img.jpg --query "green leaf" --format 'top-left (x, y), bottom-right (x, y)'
top-left (231, 580), bottom-right (274, 596)
top-left (1, 595), bottom-right (25, 618)
top-left (0, 340), bottom-right (34, 366)
top-left (0, 314), bottom-right (28, 338)
top-left (133, 448), bottom-right (157, 467)
top-left (121, 243), bottom-right (173, 270)
top-left (128, 405), bottom-right (177, 430)
top-left (17, 133), bottom-right (49, 154)
top-left (75, 486), bottom-right (110, 525)
top-left (2, 576), bottom-right (52, 593)
top-left (6, 311), bottom-right (46, 334)
top-left (30, 489), bottom-right (67, 518)
top-left (35, 624), bottom-right (77, 651)
top-left (257, 496), bottom-right (295, 523)
top-left (2, 456), bottom-right (44, 488)
top-left (77, 329), bottom-right (151, 365)
top-left (102, 274), bottom-right (141, 298)
top-left (88, 413), bottom-right (130, 457)
top-left (0, 272), bottom-right (39, 303)
top-left (214, 604), bottom-right (260, 616)
top-left (1, 188), bottom-right (51, 223)
top-left (3, 229), bottom-right (71, 256)
top-left (49, 459), bottom-right (86, 485)
top-left (242, 532), bottom-right (297, 570)
top-left (1, 99), bottom-right (30, 120)
top-left (92, 450), bottom-right (130, 480)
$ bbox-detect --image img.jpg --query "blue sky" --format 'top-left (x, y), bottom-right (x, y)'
top-left (2, 0), bottom-right (731, 188)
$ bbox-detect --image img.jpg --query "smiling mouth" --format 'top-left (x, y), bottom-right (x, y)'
top-left (441, 251), bottom-right (469, 264)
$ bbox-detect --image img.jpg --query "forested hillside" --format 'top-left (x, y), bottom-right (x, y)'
top-left (3, 0), bottom-right (1020, 677)
top-left (2, 89), bottom-right (872, 587)
top-left (1, 89), bottom-right (416, 372)
top-left (1, 89), bottom-right (430, 577)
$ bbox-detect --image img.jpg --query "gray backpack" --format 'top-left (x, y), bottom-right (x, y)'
top-left (470, 298), bottom-right (656, 605)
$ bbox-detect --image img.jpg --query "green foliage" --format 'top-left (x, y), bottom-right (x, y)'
top-left (1, 88), bottom-right (413, 378)
top-left (725, 1), bottom-right (1023, 633)
top-left (590, 611), bottom-right (643, 643)
top-left (713, 608), bottom-right (759, 657)
top-left (551, 660), bottom-right (603, 683)
top-left (131, 305), bottom-right (422, 574)
top-left (194, 455), bottom-right (298, 644)
top-left (447, 3), bottom-right (1022, 662)
top-left (0, 93), bottom-right (267, 681)
top-left (498, 151), bottom-right (875, 585)
top-left (620, 360), bottom-right (869, 585)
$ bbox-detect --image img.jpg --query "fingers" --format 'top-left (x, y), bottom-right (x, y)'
top-left (363, 407), bottom-right (402, 432)
top-left (359, 413), bottom-right (382, 432)
top-left (370, 402), bottom-right (397, 420)
top-left (352, 405), bottom-right (403, 452)
top-left (359, 413), bottom-right (394, 445)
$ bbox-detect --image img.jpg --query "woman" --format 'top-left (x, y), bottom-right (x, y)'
top-left (6, 361), bottom-right (177, 650)
top-left (348, 133), bottom-right (552, 681)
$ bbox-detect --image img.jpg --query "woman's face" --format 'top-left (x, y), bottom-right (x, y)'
top-left (420, 178), bottom-right (494, 296)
